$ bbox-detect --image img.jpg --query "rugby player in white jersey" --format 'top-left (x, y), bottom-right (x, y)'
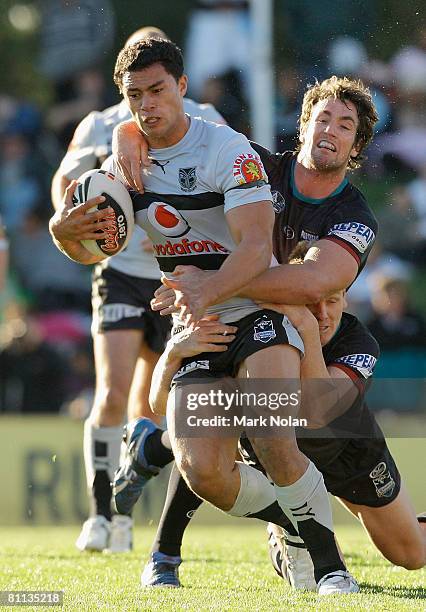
top-left (50, 38), bottom-right (359, 594)
top-left (50, 27), bottom-right (226, 554)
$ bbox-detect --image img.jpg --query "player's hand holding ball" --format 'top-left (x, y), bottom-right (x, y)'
top-left (49, 170), bottom-right (135, 263)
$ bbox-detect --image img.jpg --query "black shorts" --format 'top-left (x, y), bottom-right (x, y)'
top-left (91, 265), bottom-right (171, 354)
top-left (240, 413), bottom-right (401, 508)
top-left (172, 309), bottom-right (304, 384)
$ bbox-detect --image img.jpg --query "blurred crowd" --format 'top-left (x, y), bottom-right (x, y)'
top-left (0, 0), bottom-right (425, 413)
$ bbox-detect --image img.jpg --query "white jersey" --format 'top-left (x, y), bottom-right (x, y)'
top-left (104, 117), bottom-right (272, 323)
top-left (58, 99), bottom-right (225, 279)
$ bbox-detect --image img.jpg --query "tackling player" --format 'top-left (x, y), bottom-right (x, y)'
top-left (50, 39), bottom-right (356, 594)
top-left (50, 26), bottom-right (225, 554)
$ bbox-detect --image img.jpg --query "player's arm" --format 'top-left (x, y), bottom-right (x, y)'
top-left (51, 112), bottom-right (100, 210)
top-left (263, 303), bottom-right (358, 427)
top-left (49, 181), bottom-right (113, 264)
top-left (242, 239), bottom-right (359, 304)
top-left (167, 200), bottom-right (274, 325)
top-left (150, 318), bottom-right (237, 415)
top-left (51, 168), bottom-right (72, 211)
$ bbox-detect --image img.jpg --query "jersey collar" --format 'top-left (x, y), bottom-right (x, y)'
top-left (290, 159), bottom-right (348, 204)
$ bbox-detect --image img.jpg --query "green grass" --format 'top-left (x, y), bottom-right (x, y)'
top-left (0, 525), bottom-right (424, 611)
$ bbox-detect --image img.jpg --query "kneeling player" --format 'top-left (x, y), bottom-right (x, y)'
top-left (241, 243), bottom-right (426, 588)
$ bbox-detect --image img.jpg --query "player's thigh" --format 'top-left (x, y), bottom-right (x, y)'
top-left (243, 343), bottom-right (301, 379)
top-left (166, 386), bottom-right (238, 481)
top-left (340, 484), bottom-right (425, 568)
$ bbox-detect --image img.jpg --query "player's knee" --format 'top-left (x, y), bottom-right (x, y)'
top-left (387, 542), bottom-right (425, 570)
top-left (177, 455), bottom-right (222, 500)
top-left (93, 387), bottom-right (128, 424)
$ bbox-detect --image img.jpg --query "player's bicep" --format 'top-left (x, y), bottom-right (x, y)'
top-left (225, 201), bottom-right (274, 246)
top-left (303, 239), bottom-right (359, 293)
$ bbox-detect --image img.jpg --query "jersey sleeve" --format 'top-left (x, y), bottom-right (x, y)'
top-left (214, 133), bottom-right (272, 212)
top-left (321, 192), bottom-right (378, 269)
top-left (58, 112), bottom-right (102, 179)
top-left (328, 327), bottom-right (380, 391)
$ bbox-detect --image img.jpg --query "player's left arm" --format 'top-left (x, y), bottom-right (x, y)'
top-left (149, 317), bottom-right (237, 415)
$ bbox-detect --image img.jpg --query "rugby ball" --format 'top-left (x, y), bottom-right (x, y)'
top-left (72, 169), bottom-right (134, 258)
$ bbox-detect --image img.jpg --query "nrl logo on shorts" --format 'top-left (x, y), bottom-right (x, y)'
top-left (178, 167), bottom-right (197, 192)
top-left (369, 461), bottom-right (396, 498)
top-left (253, 316), bottom-right (276, 343)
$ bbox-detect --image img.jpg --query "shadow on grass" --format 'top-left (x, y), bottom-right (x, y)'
top-left (360, 583), bottom-right (426, 599)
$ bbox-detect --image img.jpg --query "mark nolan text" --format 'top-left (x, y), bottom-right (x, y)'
top-left (187, 415), bottom-right (307, 427)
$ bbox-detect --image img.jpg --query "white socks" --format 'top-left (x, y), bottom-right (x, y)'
top-left (228, 462), bottom-right (276, 517)
top-left (274, 460), bottom-right (333, 532)
top-left (83, 420), bottom-right (123, 487)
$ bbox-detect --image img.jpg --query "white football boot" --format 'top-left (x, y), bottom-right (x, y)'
top-left (105, 515), bottom-right (133, 553)
top-left (317, 570), bottom-right (360, 595)
top-left (267, 523), bottom-right (316, 591)
top-left (75, 515), bottom-right (111, 552)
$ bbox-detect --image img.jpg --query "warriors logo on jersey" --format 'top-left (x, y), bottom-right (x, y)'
top-left (179, 167), bottom-right (197, 192)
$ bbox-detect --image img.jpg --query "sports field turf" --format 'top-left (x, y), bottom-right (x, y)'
top-left (0, 524), bottom-right (424, 611)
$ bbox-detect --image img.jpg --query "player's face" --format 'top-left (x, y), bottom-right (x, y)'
top-left (307, 290), bottom-right (347, 345)
top-left (122, 63), bottom-right (188, 148)
top-left (300, 98), bottom-right (359, 173)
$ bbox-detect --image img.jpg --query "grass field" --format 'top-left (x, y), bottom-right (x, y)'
top-left (1, 525), bottom-right (425, 611)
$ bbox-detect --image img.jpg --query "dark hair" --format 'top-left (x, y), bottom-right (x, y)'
top-left (114, 38), bottom-right (184, 90)
top-left (288, 240), bottom-right (311, 263)
top-left (298, 76), bottom-right (379, 170)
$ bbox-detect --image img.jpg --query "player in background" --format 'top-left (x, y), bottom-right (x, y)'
top-left (50, 39), bottom-right (358, 594)
top-left (50, 27), bottom-right (225, 554)
top-left (111, 76), bottom-right (380, 585)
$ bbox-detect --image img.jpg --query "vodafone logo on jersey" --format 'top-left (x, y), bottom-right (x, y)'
top-left (147, 202), bottom-right (190, 237)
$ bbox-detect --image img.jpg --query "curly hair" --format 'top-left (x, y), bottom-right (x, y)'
top-left (114, 38), bottom-right (184, 91)
top-left (298, 76), bottom-right (379, 170)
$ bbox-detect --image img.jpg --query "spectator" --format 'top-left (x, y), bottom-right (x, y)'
top-left (346, 240), bottom-right (413, 321)
top-left (38, 0), bottom-right (115, 103)
top-left (366, 275), bottom-right (426, 411)
top-left (376, 185), bottom-right (422, 262)
top-left (367, 276), bottom-right (426, 352)
top-left (46, 68), bottom-right (113, 148)
top-left (0, 313), bottom-right (68, 413)
top-left (185, 0), bottom-right (252, 99)
top-left (407, 162), bottom-right (426, 263)
top-left (10, 206), bottom-right (91, 313)
top-left (0, 130), bottom-right (45, 234)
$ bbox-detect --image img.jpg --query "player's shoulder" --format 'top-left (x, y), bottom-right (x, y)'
top-left (326, 312), bottom-right (380, 379)
top-left (99, 99), bottom-right (131, 126)
top-left (183, 97), bottom-right (225, 124)
top-left (192, 117), bottom-right (254, 159)
top-left (325, 181), bottom-right (378, 243)
top-left (336, 312), bottom-right (380, 357)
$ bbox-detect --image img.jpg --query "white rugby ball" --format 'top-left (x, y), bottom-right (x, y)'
top-left (72, 169), bottom-right (134, 258)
